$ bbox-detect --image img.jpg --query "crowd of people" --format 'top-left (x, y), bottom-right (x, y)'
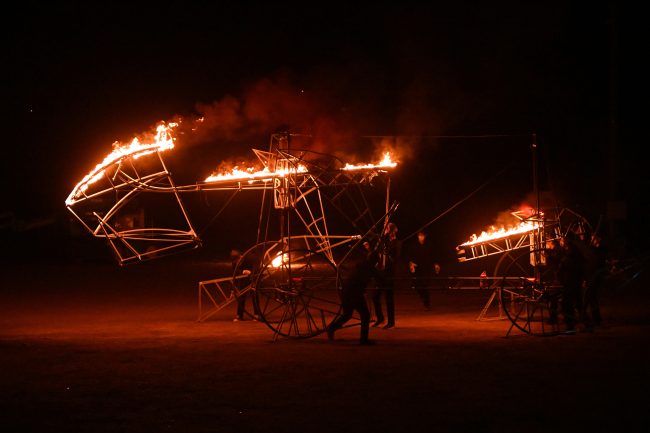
top-left (227, 221), bottom-right (609, 343)
top-left (325, 222), bottom-right (448, 344)
top-left (545, 229), bottom-right (608, 333)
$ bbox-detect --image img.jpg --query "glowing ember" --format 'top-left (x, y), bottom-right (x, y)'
top-left (204, 164), bottom-right (307, 183)
top-left (271, 252), bottom-right (289, 267)
top-left (66, 122), bottom-right (178, 205)
top-left (461, 220), bottom-right (539, 246)
top-left (343, 152), bottom-right (397, 170)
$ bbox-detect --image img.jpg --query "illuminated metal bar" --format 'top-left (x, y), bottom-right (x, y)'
top-left (456, 231), bottom-right (536, 262)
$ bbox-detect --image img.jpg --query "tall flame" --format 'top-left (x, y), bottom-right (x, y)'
top-left (66, 122), bottom-right (178, 205)
top-left (343, 152), bottom-right (397, 171)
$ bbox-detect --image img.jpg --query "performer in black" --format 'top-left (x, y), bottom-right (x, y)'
top-left (408, 230), bottom-right (435, 309)
top-left (557, 233), bottom-right (585, 333)
top-left (327, 242), bottom-right (376, 345)
top-left (581, 233), bottom-right (607, 329)
top-left (372, 222), bottom-right (401, 329)
top-left (231, 248), bottom-right (261, 321)
top-left (544, 239), bottom-right (563, 325)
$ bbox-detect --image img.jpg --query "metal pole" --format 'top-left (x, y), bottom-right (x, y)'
top-left (531, 133), bottom-right (542, 280)
top-left (531, 133), bottom-right (539, 220)
top-left (385, 176), bottom-right (391, 231)
top-left (286, 131), bottom-right (292, 284)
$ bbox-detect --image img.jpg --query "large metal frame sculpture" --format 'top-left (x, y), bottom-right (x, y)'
top-left (455, 138), bottom-right (592, 336)
top-left (457, 207), bottom-right (591, 335)
top-left (66, 125), bottom-right (397, 339)
top-left (196, 133), bottom-right (397, 338)
top-left (66, 123), bottom-right (200, 264)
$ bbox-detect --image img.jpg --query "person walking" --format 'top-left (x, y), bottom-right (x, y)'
top-left (327, 242), bottom-right (376, 345)
top-left (372, 222), bottom-right (401, 329)
top-left (408, 230), bottom-right (435, 309)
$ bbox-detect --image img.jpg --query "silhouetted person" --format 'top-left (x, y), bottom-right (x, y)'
top-left (327, 243), bottom-right (376, 345)
top-left (372, 222), bottom-right (401, 329)
top-left (581, 233), bottom-right (607, 330)
top-left (544, 239), bottom-right (563, 325)
top-left (408, 230), bottom-right (435, 309)
top-left (231, 248), bottom-right (260, 321)
top-left (557, 233), bottom-right (585, 333)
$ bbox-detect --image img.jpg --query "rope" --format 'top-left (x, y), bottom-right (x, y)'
top-left (402, 165), bottom-right (510, 242)
top-left (199, 189), bottom-right (240, 237)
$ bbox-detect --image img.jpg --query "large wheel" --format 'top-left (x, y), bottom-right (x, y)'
top-left (499, 248), bottom-right (562, 336)
top-left (231, 242), bottom-right (283, 320)
top-left (493, 251), bottom-right (522, 281)
top-left (253, 248), bottom-right (342, 339)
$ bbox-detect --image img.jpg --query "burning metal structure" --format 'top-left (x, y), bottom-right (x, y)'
top-left (456, 204), bottom-right (591, 335)
top-left (66, 122), bottom-right (200, 263)
top-left (66, 125), bottom-right (398, 339)
top-left (452, 133), bottom-right (594, 336)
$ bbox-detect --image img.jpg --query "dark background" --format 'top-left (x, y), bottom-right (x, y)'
top-left (2, 6), bottom-right (649, 432)
top-left (2, 1), bottom-right (643, 264)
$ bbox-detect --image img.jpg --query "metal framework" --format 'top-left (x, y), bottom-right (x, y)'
top-left (450, 134), bottom-right (594, 334)
top-left (456, 208), bottom-right (589, 263)
top-left (194, 134), bottom-right (395, 338)
top-left (67, 132), bottom-right (395, 339)
top-left (463, 207), bottom-right (591, 325)
top-left (66, 147), bottom-right (200, 265)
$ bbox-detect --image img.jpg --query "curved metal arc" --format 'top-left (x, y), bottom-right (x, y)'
top-left (68, 146), bottom-right (174, 204)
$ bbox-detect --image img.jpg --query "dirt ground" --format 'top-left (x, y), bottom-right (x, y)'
top-left (1, 257), bottom-right (649, 433)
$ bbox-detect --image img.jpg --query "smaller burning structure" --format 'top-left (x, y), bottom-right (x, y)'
top-left (456, 209), bottom-right (541, 263)
top-left (457, 206), bottom-right (592, 335)
top-left (456, 207), bottom-right (589, 264)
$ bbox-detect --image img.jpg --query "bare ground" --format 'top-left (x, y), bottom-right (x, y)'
top-left (1, 258), bottom-right (649, 433)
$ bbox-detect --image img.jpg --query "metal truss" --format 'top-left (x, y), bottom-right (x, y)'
top-left (197, 274), bottom-right (251, 322)
top-left (457, 232), bottom-right (535, 262)
top-left (462, 208), bottom-right (592, 324)
top-left (67, 132), bottom-right (394, 338)
top-left (66, 148), bottom-right (199, 265)
top-left (456, 208), bottom-right (591, 263)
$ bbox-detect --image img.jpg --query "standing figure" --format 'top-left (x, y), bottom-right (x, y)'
top-left (327, 242), bottom-right (377, 345)
top-left (231, 248), bottom-right (261, 322)
top-left (557, 234), bottom-right (585, 333)
top-left (582, 233), bottom-right (607, 329)
top-left (408, 230), bottom-right (435, 309)
top-left (544, 239), bottom-right (563, 325)
top-left (372, 222), bottom-right (401, 329)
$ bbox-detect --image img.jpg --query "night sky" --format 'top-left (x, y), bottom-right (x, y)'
top-left (3, 2), bottom-right (642, 260)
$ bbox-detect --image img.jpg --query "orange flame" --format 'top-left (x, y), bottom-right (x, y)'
top-left (204, 164), bottom-right (308, 183)
top-left (343, 152), bottom-right (397, 171)
top-left (66, 122), bottom-right (178, 205)
top-left (461, 220), bottom-right (539, 246)
top-left (271, 252), bottom-right (289, 267)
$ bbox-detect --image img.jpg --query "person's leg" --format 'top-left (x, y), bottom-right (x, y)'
top-left (327, 302), bottom-right (354, 340)
top-left (235, 293), bottom-right (246, 320)
top-left (357, 298), bottom-right (371, 344)
top-left (416, 274), bottom-right (430, 309)
top-left (592, 272), bottom-right (604, 325)
top-left (562, 279), bottom-right (579, 331)
top-left (372, 287), bottom-right (384, 325)
top-left (548, 293), bottom-right (559, 325)
top-left (385, 281), bottom-right (395, 327)
top-left (584, 274), bottom-right (603, 327)
top-left (250, 291), bottom-right (261, 319)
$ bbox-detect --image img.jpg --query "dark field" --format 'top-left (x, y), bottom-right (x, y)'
top-left (1, 257), bottom-right (649, 433)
